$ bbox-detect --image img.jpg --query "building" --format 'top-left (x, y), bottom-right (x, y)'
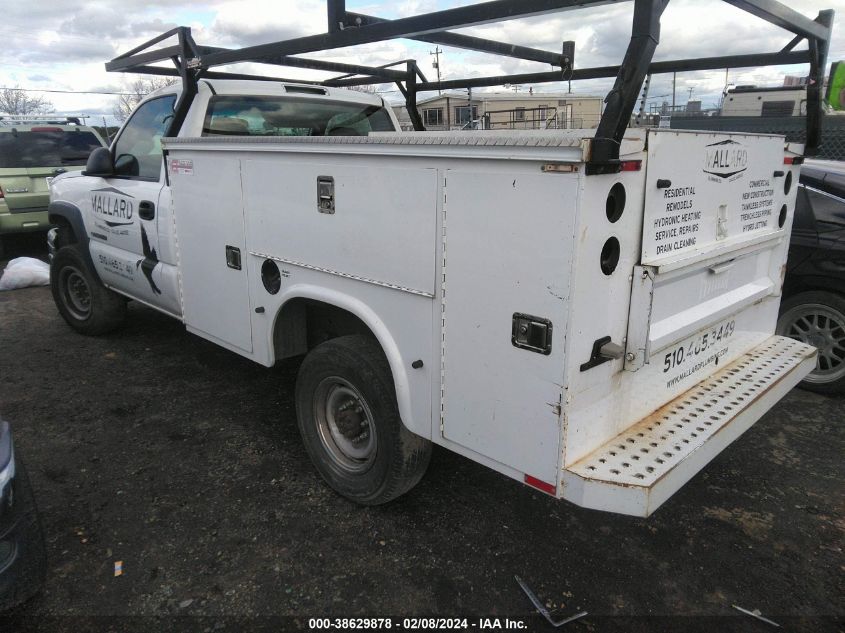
top-left (720, 85), bottom-right (807, 117)
top-left (392, 91), bottom-right (604, 131)
top-left (783, 75), bottom-right (809, 87)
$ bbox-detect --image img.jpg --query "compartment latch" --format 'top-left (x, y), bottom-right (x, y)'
top-left (317, 175), bottom-right (335, 214)
top-left (512, 313), bottom-right (553, 355)
top-left (225, 245), bottom-right (242, 270)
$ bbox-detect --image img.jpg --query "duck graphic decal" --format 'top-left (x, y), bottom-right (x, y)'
top-left (137, 225), bottom-right (161, 295)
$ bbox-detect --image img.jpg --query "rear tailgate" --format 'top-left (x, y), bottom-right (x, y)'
top-left (0, 168), bottom-right (53, 213)
top-left (624, 129), bottom-right (796, 374)
top-left (561, 129), bottom-right (816, 516)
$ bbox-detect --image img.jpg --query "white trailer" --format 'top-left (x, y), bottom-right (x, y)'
top-left (721, 85), bottom-right (808, 117)
top-left (45, 1), bottom-right (833, 516)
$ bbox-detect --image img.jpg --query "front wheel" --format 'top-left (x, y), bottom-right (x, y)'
top-left (295, 335), bottom-right (432, 505)
top-left (777, 290), bottom-right (845, 395)
top-left (50, 246), bottom-right (126, 336)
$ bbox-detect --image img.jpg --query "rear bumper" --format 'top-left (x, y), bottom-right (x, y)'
top-left (561, 336), bottom-right (817, 517)
top-left (0, 209), bottom-right (50, 235)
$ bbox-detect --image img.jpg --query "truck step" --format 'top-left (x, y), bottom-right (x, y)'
top-left (561, 336), bottom-right (817, 517)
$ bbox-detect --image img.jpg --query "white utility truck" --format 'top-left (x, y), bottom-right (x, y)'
top-left (46, 2), bottom-right (832, 516)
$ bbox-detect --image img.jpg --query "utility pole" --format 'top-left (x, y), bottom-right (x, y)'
top-left (636, 73), bottom-right (652, 126)
top-left (102, 116), bottom-right (111, 143)
top-left (468, 86), bottom-right (473, 127)
top-left (430, 47), bottom-right (442, 96)
top-left (672, 72), bottom-right (676, 112)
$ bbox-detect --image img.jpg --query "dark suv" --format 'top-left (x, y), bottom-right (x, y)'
top-left (777, 159), bottom-right (845, 395)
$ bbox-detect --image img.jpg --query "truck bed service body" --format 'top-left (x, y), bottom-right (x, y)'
top-left (44, 0), bottom-right (833, 516)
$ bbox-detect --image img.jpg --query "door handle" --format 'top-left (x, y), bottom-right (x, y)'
top-left (139, 200), bottom-right (155, 221)
top-left (709, 260), bottom-right (735, 275)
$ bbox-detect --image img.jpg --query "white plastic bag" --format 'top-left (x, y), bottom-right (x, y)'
top-left (0, 257), bottom-right (51, 291)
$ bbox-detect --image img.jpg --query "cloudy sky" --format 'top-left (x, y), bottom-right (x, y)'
top-left (3, 0), bottom-right (844, 123)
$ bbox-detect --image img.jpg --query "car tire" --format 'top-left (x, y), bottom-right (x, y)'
top-left (0, 458), bottom-right (47, 612)
top-left (295, 335), bottom-right (432, 505)
top-left (777, 290), bottom-right (845, 395)
top-left (51, 245), bottom-right (126, 336)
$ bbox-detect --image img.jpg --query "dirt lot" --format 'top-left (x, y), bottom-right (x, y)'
top-left (0, 235), bottom-right (842, 632)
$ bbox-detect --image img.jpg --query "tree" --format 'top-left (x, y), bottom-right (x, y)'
top-left (0, 86), bottom-right (53, 115)
top-left (113, 77), bottom-right (178, 122)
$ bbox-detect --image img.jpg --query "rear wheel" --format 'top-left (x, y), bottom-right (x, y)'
top-left (777, 290), bottom-right (845, 395)
top-left (295, 335), bottom-right (432, 504)
top-left (50, 245), bottom-right (126, 335)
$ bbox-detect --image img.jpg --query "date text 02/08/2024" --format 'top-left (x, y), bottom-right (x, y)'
top-left (308, 618), bottom-right (528, 630)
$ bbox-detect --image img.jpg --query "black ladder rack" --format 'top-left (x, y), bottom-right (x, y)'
top-left (105, 0), bottom-right (834, 170)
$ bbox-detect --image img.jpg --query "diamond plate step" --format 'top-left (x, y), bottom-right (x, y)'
top-left (562, 336), bottom-right (817, 517)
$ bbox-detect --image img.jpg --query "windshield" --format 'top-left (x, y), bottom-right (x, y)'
top-left (0, 129), bottom-right (103, 168)
top-left (202, 95), bottom-right (395, 137)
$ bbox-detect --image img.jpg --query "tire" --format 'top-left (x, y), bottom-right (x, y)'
top-left (0, 458), bottom-right (47, 612)
top-left (295, 335), bottom-right (432, 505)
top-left (50, 245), bottom-right (126, 336)
top-left (777, 290), bottom-right (845, 395)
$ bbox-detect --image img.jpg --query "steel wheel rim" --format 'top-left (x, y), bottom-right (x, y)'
top-left (313, 377), bottom-right (377, 473)
top-left (59, 266), bottom-right (92, 320)
top-left (779, 303), bottom-right (845, 384)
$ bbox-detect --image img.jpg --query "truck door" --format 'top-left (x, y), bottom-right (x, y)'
top-left (86, 94), bottom-right (181, 316)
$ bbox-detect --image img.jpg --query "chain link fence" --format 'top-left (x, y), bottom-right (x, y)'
top-left (668, 115), bottom-right (845, 161)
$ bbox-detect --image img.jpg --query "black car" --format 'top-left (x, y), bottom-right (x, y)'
top-left (0, 419), bottom-right (46, 611)
top-left (777, 159), bottom-right (845, 395)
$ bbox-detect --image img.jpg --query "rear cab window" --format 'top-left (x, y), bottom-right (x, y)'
top-left (0, 128), bottom-right (103, 168)
top-left (202, 95), bottom-right (395, 137)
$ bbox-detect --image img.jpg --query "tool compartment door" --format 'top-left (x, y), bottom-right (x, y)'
top-left (169, 152), bottom-right (254, 355)
top-left (625, 130), bottom-right (796, 370)
top-left (440, 168), bottom-right (578, 485)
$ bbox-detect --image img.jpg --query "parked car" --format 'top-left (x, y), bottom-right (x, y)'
top-left (0, 116), bottom-right (106, 258)
top-left (777, 159), bottom-right (845, 395)
top-left (0, 418), bottom-right (46, 611)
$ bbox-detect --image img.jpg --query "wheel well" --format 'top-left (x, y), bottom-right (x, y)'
top-left (50, 216), bottom-right (78, 248)
top-left (273, 298), bottom-right (377, 361)
top-left (783, 281), bottom-right (845, 302)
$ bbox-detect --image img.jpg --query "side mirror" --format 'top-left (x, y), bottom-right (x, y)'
top-left (82, 147), bottom-right (114, 177)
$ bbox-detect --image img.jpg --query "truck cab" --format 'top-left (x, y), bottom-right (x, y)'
top-left (48, 81), bottom-right (400, 318)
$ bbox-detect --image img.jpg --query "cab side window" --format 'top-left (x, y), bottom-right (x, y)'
top-left (112, 95), bottom-right (177, 180)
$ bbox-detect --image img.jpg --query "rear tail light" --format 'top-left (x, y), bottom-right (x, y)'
top-left (783, 156), bottom-right (804, 165)
top-left (30, 126), bottom-right (63, 133)
top-left (0, 185), bottom-right (4, 199)
top-left (620, 160), bottom-right (642, 172)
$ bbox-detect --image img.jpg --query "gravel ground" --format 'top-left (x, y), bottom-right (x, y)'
top-left (0, 234), bottom-right (842, 633)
